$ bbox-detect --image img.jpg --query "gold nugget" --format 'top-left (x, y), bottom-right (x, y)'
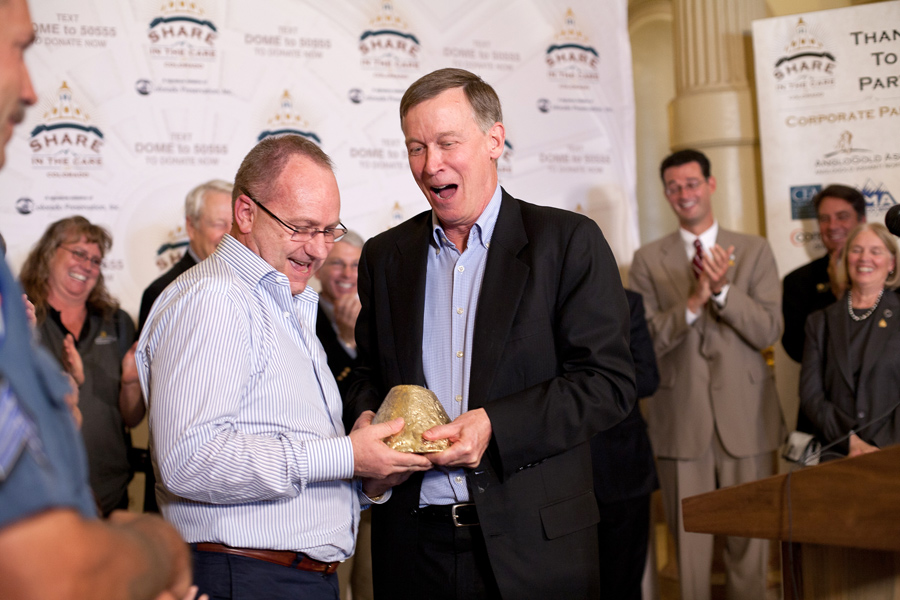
top-left (372, 385), bottom-right (451, 453)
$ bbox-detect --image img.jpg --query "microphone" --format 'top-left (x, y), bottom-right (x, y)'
top-left (885, 204), bottom-right (900, 236)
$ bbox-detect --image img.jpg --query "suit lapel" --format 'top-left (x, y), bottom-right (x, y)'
top-left (469, 192), bottom-right (529, 409)
top-left (827, 295), bottom-right (854, 391)
top-left (858, 291), bottom-right (899, 390)
top-left (388, 215), bottom-right (431, 386)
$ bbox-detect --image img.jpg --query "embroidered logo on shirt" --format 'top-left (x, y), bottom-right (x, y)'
top-left (94, 330), bottom-right (118, 345)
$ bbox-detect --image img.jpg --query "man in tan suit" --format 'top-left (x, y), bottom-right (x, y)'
top-left (629, 149), bottom-right (784, 600)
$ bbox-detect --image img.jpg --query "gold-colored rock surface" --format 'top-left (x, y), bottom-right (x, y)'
top-left (372, 385), bottom-right (451, 453)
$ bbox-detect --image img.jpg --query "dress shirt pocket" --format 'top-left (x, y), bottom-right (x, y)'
top-left (539, 490), bottom-right (600, 540)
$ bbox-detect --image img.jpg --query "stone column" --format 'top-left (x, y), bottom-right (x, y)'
top-left (670, 0), bottom-right (767, 235)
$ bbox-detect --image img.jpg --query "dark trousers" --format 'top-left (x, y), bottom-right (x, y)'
top-left (407, 518), bottom-right (502, 600)
top-left (597, 494), bottom-right (651, 600)
top-left (192, 548), bottom-right (340, 600)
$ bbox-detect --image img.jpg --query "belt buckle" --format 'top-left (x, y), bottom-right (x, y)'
top-left (451, 503), bottom-right (475, 527)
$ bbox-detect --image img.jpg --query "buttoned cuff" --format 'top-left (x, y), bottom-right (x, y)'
top-left (358, 483), bottom-right (392, 508)
top-left (340, 338), bottom-right (358, 359)
top-left (712, 283), bottom-right (730, 307)
top-left (297, 435), bottom-right (355, 485)
top-left (686, 307), bottom-right (700, 325)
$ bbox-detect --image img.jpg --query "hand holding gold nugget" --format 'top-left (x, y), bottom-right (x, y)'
top-left (371, 385), bottom-right (451, 453)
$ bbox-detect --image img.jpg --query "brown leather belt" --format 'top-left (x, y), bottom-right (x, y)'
top-left (194, 543), bottom-right (341, 575)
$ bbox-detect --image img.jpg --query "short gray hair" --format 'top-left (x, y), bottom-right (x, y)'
top-left (400, 68), bottom-right (502, 134)
top-left (339, 230), bottom-right (364, 249)
top-left (185, 179), bottom-right (233, 223)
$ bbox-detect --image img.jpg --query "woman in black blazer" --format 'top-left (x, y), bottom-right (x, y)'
top-left (801, 222), bottom-right (900, 459)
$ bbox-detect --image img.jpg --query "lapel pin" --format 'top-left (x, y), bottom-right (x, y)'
top-left (884, 309), bottom-right (893, 318)
top-left (879, 318), bottom-right (888, 328)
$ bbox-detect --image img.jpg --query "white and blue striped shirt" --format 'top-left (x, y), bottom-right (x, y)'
top-left (136, 234), bottom-right (358, 561)
top-left (420, 184), bottom-right (502, 506)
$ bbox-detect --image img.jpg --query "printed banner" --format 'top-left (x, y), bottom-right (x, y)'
top-left (1, 0), bottom-right (637, 317)
top-left (753, 1), bottom-right (900, 277)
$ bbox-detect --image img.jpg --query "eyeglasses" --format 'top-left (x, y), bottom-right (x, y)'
top-left (240, 188), bottom-right (347, 243)
top-left (59, 245), bottom-right (103, 269)
top-left (664, 179), bottom-right (705, 198)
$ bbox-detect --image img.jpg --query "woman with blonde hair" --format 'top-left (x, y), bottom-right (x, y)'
top-left (20, 216), bottom-right (143, 514)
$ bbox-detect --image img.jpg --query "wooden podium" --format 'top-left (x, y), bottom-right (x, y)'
top-left (683, 446), bottom-right (900, 599)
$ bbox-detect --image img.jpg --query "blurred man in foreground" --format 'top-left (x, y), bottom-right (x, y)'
top-left (0, 3), bottom-right (195, 598)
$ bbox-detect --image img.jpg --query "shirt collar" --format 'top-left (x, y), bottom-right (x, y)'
top-left (186, 244), bottom-right (201, 264)
top-left (215, 234), bottom-right (320, 303)
top-left (679, 220), bottom-right (718, 258)
top-left (430, 183), bottom-right (502, 251)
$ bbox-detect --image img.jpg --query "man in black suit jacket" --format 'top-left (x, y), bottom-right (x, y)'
top-left (782, 184), bottom-right (865, 434)
top-left (591, 289), bottom-right (659, 600)
top-left (137, 179), bottom-right (234, 333)
top-left (347, 68), bottom-right (635, 600)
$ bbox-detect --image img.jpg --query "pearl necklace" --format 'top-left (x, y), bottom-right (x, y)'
top-left (848, 288), bottom-right (884, 322)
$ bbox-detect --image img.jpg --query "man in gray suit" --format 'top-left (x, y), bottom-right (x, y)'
top-left (629, 149), bottom-right (785, 600)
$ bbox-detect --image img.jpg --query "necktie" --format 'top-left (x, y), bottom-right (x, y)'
top-left (692, 239), bottom-right (704, 280)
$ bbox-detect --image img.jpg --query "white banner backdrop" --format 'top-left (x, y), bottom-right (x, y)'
top-left (752, 1), bottom-right (900, 438)
top-left (753, 1), bottom-right (900, 277)
top-left (0, 0), bottom-right (637, 318)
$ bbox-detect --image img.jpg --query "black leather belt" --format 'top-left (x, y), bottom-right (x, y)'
top-left (416, 503), bottom-right (479, 527)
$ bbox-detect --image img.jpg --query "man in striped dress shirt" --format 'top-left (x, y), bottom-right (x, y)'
top-left (137, 134), bottom-right (431, 600)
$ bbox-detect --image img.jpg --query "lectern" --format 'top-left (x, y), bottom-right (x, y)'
top-left (683, 446), bottom-right (900, 599)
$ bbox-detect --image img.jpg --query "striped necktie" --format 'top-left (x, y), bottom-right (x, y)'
top-left (692, 239), bottom-right (704, 280)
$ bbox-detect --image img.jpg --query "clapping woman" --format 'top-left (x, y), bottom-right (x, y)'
top-left (20, 216), bottom-right (143, 514)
